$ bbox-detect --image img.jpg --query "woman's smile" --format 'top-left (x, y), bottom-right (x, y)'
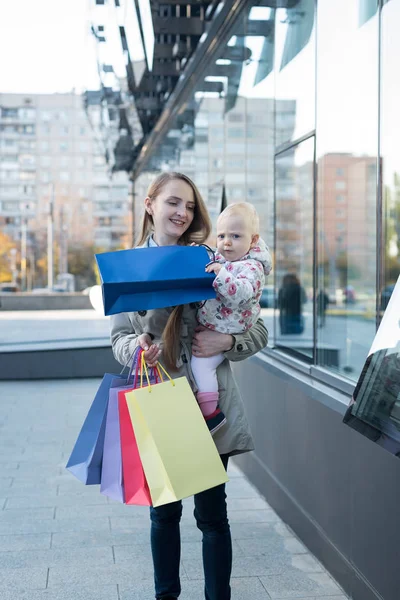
top-left (170, 218), bottom-right (186, 227)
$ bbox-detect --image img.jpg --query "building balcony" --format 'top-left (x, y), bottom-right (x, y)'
top-left (0, 145), bottom-right (19, 154)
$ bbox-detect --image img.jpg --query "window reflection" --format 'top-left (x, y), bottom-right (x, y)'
top-left (316, 0), bottom-right (378, 379)
top-left (381, 0), bottom-right (400, 322)
top-left (275, 137), bottom-right (314, 360)
top-left (275, 0), bottom-right (316, 147)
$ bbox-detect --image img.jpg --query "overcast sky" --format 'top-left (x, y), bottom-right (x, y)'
top-left (0, 0), bottom-right (99, 94)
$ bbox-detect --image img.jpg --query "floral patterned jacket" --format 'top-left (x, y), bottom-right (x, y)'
top-left (198, 237), bottom-right (272, 334)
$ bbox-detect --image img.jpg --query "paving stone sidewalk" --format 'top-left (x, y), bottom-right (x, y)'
top-left (0, 379), bottom-right (348, 599)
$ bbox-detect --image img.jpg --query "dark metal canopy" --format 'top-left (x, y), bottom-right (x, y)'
top-left (88, 0), bottom-right (303, 175)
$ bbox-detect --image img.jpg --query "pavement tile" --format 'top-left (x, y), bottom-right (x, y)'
top-left (228, 508), bottom-right (280, 523)
top-left (0, 567), bottom-right (48, 590)
top-left (231, 522), bottom-right (291, 540)
top-left (14, 465), bottom-right (66, 477)
top-left (0, 507), bottom-right (55, 521)
top-left (4, 493), bottom-right (109, 508)
top-left (237, 535), bottom-right (308, 557)
top-left (0, 516), bottom-right (111, 535)
top-left (0, 478), bottom-right (13, 492)
top-left (54, 502), bottom-right (148, 519)
top-left (0, 545), bottom-right (113, 568)
top-left (110, 515), bottom-right (159, 532)
top-left (47, 562), bottom-right (183, 587)
top-left (0, 584), bottom-right (119, 600)
top-left (260, 571), bottom-right (344, 598)
top-left (51, 530), bottom-right (150, 548)
top-left (0, 533), bottom-right (51, 551)
top-left (227, 497), bottom-right (270, 510)
top-left (0, 462), bottom-right (19, 472)
top-left (11, 474), bottom-right (75, 486)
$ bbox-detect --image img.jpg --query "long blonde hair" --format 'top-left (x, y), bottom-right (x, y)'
top-left (136, 172), bottom-right (211, 371)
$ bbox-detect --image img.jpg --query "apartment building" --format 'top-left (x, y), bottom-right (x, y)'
top-left (0, 92), bottom-right (131, 269)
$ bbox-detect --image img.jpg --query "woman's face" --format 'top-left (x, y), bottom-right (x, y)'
top-left (145, 179), bottom-right (196, 245)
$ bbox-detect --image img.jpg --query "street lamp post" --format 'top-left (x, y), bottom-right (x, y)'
top-left (47, 183), bottom-right (54, 290)
top-left (20, 205), bottom-right (28, 292)
top-left (59, 205), bottom-right (68, 274)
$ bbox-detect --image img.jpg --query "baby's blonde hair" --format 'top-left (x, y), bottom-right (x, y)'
top-left (218, 202), bottom-right (260, 235)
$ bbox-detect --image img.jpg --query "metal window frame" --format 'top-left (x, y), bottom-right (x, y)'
top-left (273, 131), bottom-right (316, 365)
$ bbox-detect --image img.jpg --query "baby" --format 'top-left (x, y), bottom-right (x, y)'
top-left (191, 202), bottom-right (272, 434)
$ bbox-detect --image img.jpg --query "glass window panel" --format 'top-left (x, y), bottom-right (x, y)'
top-left (316, 0), bottom-right (378, 380)
top-left (275, 137), bottom-right (314, 360)
top-left (275, 0), bottom-right (316, 147)
top-left (381, 0), bottom-right (400, 319)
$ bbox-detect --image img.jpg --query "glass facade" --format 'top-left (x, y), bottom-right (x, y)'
top-left (133, 0), bottom-right (398, 390)
top-left (2, 0), bottom-right (400, 394)
top-left (316, 0), bottom-right (378, 379)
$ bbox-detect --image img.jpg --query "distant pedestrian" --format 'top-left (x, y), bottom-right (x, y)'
top-left (317, 289), bottom-right (329, 328)
top-left (278, 274), bottom-right (307, 335)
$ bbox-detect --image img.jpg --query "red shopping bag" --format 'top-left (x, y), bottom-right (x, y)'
top-left (118, 388), bottom-right (152, 506)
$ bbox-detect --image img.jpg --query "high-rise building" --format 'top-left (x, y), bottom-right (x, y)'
top-left (0, 92), bottom-right (131, 282)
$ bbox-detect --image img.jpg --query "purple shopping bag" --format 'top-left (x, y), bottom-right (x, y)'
top-left (100, 385), bottom-right (132, 503)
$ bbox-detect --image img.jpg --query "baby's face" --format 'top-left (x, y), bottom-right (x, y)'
top-left (216, 213), bottom-right (255, 262)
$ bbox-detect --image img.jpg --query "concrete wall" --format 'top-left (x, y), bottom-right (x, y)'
top-left (0, 345), bottom-right (119, 379)
top-left (233, 352), bottom-right (400, 600)
top-left (0, 293), bottom-right (92, 311)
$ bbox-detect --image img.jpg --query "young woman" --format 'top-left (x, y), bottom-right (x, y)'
top-left (110, 171), bottom-right (268, 600)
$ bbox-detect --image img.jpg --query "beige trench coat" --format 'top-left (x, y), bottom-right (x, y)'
top-left (109, 240), bottom-right (268, 456)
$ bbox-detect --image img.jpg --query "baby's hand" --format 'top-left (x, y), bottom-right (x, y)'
top-left (190, 242), bottom-right (198, 247)
top-left (205, 262), bottom-right (222, 275)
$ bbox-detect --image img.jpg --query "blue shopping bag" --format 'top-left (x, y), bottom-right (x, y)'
top-left (66, 372), bottom-right (132, 485)
top-left (95, 245), bottom-right (216, 316)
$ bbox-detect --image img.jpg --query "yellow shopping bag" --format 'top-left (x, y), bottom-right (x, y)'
top-left (125, 353), bottom-right (229, 507)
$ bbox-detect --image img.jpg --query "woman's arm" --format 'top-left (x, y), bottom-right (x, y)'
top-left (110, 313), bottom-right (141, 366)
top-left (192, 317), bottom-right (268, 362)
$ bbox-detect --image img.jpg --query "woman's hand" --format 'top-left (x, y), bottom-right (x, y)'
top-left (137, 333), bottom-right (161, 367)
top-left (192, 326), bottom-right (234, 357)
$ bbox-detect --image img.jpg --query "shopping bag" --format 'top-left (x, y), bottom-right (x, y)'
top-left (66, 374), bottom-right (126, 484)
top-left (100, 352), bottom-right (156, 504)
top-left (119, 389), bottom-right (152, 506)
top-left (125, 354), bottom-right (228, 507)
top-left (100, 386), bottom-right (128, 503)
top-left (95, 245), bottom-right (216, 316)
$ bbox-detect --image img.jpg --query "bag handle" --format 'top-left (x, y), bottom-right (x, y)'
top-left (200, 243), bottom-right (216, 266)
top-left (119, 343), bottom-right (141, 376)
top-left (139, 349), bottom-right (175, 393)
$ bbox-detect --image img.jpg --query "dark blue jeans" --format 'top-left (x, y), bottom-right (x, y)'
top-left (150, 454), bottom-right (231, 600)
